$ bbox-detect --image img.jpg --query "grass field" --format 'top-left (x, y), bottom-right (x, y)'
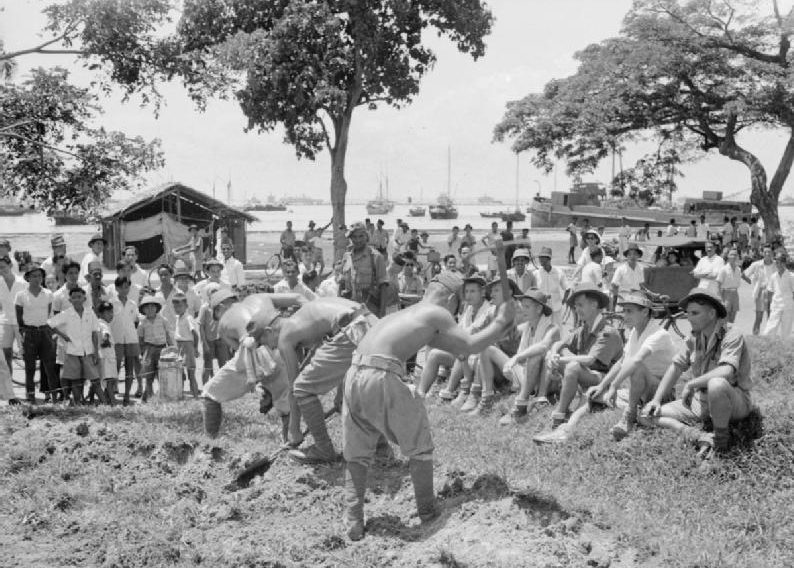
top-left (2, 336), bottom-right (793, 568)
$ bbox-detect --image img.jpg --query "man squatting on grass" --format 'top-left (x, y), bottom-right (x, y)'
top-left (642, 288), bottom-right (754, 456)
top-left (341, 271), bottom-right (514, 541)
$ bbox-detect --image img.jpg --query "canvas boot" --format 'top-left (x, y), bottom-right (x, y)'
top-left (450, 386), bottom-right (470, 408)
top-left (344, 462), bottom-right (368, 541)
top-left (409, 458), bottom-right (438, 523)
top-left (469, 393), bottom-right (495, 416)
top-left (437, 387), bottom-right (456, 401)
top-left (611, 407), bottom-right (637, 441)
top-left (203, 398), bottom-right (222, 438)
top-left (289, 396), bottom-right (337, 464)
top-left (459, 387), bottom-right (481, 412)
top-left (499, 403), bottom-right (528, 425)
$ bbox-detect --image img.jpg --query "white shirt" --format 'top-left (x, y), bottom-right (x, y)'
top-left (316, 277), bottom-right (339, 298)
top-left (665, 224), bottom-right (678, 236)
top-left (622, 320), bottom-right (675, 378)
top-left (517, 315), bottom-right (555, 353)
top-left (110, 296), bottom-right (139, 344)
top-left (79, 251), bottom-right (102, 281)
top-left (447, 235), bottom-right (463, 258)
top-left (52, 284), bottom-right (76, 314)
top-left (611, 262), bottom-right (645, 293)
top-left (273, 279), bottom-right (316, 301)
top-left (459, 302), bottom-right (493, 333)
top-left (768, 270), bottom-right (794, 310)
top-left (716, 264), bottom-right (742, 290)
top-left (507, 268), bottom-right (536, 294)
top-left (221, 256), bottom-right (246, 287)
top-left (48, 306), bottom-right (100, 356)
top-left (581, 261), bottom-right (603, 288)
top-left (15, 288), bottom-right (53, 326)
top-left (693, 254), bottom-right (724, 294)
top-left (534, 266), bottom-right (568, 312)
top-left (174, 312), bottom-right (198, 342)
top-left (743, 259), bottom-right (775, 298)
top-left (129, 266), bottom-right (148, 290)
top-left (0, 275), bottom-right (27, 326)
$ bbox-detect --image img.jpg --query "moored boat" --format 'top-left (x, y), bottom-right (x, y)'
top-left (408, 206), bottom-right (426, 217)
top-left (429, 194), bottom-right (458, 220)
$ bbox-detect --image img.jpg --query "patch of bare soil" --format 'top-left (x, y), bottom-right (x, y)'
top-left (1, 407), bottom-right (648, 568)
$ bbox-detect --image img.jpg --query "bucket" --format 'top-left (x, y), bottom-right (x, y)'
top-left (157, 347), bottom-right (184, 401)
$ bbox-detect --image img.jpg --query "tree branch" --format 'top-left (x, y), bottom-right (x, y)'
top-left (317, 113), bottom-right (333, 154)
top-left (0, 132), bottom-right (82, 160)
top-left (0, 29), bottom-right (84, 61)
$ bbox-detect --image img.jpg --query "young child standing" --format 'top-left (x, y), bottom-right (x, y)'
top-left (172, 292), bottom-right (200, 397)
top-left (97, 301), bottom-right (118, 405)
top-left (47, 287), bottom-right (102, 405)
top-left (138, 295), bottom-right (172, 402)
top-left (111, 276), bottom-right (141, 405)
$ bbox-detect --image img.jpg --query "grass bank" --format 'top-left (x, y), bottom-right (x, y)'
top-left (1, 337), bottom-right (792, 567)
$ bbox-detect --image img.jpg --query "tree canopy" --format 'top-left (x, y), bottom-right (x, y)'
top-left (0, 1), bottom-right (169, 216)
top-left (494, 0), bottom-right (794, 233)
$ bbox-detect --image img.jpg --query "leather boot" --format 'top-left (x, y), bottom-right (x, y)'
top-left (344, 462), bottom-right (368, 541)
top-left (459, 388), bottom-right (481, 412)
top-left (203, 398), bottom-right (222, 438)
top-left (611, 407), bottom-right (636, 441)
top-left (450, 386), bottom-right (470, 408)
top-left (409, 458), bottom-right (438, 523)
top-left (289, 396), bottom-right (336, 464)
top-left (499, 403), bottom-right (528, 425)
top-left (470, 394), bottom-right (494, 416)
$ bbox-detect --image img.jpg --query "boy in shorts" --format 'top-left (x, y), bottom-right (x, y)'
top-left (97, 301), bottom-right (118, 405)
top-left (138, 295), bottom-right (173, 402)
top-left (47, 287), bottom-right (101, 405)
top-left (172, 292), bottom-right (200, 396)
top-left (111, 276), bottom-right (141, 405)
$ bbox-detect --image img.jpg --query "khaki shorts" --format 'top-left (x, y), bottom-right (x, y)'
top-left (342, 354), bottom-right (434, 466)
top-left (61, 354), bottom-right (99, 381)
top-left (661, 382), bottom-right (752, 425)
top-left (202, 350), bottom-right (290, 414)
top-left (293, 331), bottom-right (356, 398)
top-left (177, 340), bottom-right (197, 370)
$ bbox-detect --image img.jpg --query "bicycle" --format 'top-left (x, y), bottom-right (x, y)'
top-left (640, 286), bottom-right (690, 339)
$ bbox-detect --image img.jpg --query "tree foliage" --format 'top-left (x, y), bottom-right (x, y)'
top-left (494, 0), bottom-right (794, 233)
top-left (0, 68), bottom-right (164, 215)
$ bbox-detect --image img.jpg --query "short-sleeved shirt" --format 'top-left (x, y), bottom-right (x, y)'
top-left (743, 260), bottom-right (775, 298)
top-left (221, 257), bottom-right (246, 288)
top-left (566, 224), bottom-right (578, 246)
top-left (535, 267), bottom-right (568, 312)
top-left (341, 246), bottom-right (388, 304)
top-left (517, 315), bottom-right (555, 353)
top-left (98, 320), bottom-right (117, 379)
top-left (48, 307), bottom-right (99, 356)
top-left (767, 270), bottom-right (794, 310)
top-left (447, 235), bottom-right (463, 258)
top-left (371, 229), bottom-right (389, 250)
top-left (611, 262), bottom-right (645, 293)
top-left (52, 284), bottom-right (78, 314)
top-left (110, 297), bottom-right (139, 344)
top-left (581, 261), bottom-right (603, 288)
top-left (693, 254), bottom-right (724, 294)
top-left (138, 315), bottom-right (169, 346)
top-left (0, 275), bottom-right (26, 326)
top-left (561, 315), bottom-right (623, 373)
top-left (280, 229), bottom-right (296, 247)
top-left (621, 320), bottom-right (674, 378)
top-left (273, 279), bottom-right (317, 301)
top-left (508, 268), bottom-right (537, 294)
top-left (672, 322), bottom-right (751, 391)
top-left (174, 313), bottom-right (197, 342)
top-left (716, 264), bottom-right (742, 290)
top-left (15, 288), bottom-right (53, 326)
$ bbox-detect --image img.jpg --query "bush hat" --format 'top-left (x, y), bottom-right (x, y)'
top-left (51, 234), bottom-right (66, 248)
top-left (512, 248), bottom-right (531, 261)
top-left (520, 288), bottom-right (552, 317)
top-left (138, 295), bottom-right (164, 313)
top-left (678, 287), bottom-right (727, 319)
top-left (486, 277), bottom-right (523, 299)
top-left (463, 274), bottom-right (487, 288)
top-left (538, 247), bottom-right (553, 258)
top-left (567, 283), bottom-right (610, 309)
top-left (210, 287), bottom-right (238, 309)
top-left (347, 222), bottom-right (368, 239)
top-left (624, 243), bottom-right (643, 257)
top-left (87, 233), bottom-right (106, 247)
top-left (617, 291), bottom-right (652, 310)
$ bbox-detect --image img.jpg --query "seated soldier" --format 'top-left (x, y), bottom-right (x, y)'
top-left (458, 277), bottom-right (523, 413)
top-left (498, 289), bottom-right (561, 425)
top-left (642, 288), bottom-right (753, 457)
top-left (542, 283), bottom-right (624, 431)
top-left (416, 274), bottom-right (492, 399)
top-left (533, 291), bottom-right (674, 444)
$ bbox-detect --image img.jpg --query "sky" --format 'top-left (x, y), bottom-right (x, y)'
top-left (2, 0), bottom-right (792, 205)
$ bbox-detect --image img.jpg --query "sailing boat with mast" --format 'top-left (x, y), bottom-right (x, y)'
top-left (366, 173), bottom-right (395, 215)
top-left (499, 153), bottom-right (526, 222)
top-left (429, 146), bottom-right (458, 220)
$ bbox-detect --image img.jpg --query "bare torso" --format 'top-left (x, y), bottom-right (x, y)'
top-left (279, 297), bottom-right (363, 347)
top-left (355, 301), bottom-right (455, 362)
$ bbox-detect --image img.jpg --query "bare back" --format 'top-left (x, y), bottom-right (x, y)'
top-left (280, 297), bottom-right (363, 347)
top-left (355, 301), bottom-right (457, 362)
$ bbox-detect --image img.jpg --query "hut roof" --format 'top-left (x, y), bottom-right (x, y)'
top-left (101, 182), bottom-right (257, 223)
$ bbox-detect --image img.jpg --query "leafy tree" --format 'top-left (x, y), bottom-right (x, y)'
top-left (0, 1), bottom-right (169, 216)
top-left (0, 68), bottom-right (164, 216)
top-left (167, 0), bottom-right (493, 258)
top-left (494, 0), bottom-right (794, 235)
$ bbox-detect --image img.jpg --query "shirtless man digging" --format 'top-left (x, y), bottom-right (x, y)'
top-left (341, 271), bottom-right (514, 541)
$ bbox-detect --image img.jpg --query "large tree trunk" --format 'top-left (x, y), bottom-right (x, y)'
top-left (330, 115), bottom-right (352, 262)
top-left (719, 137), bottom-right (782, 237)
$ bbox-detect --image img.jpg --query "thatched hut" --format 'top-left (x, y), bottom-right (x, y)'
top-left (100, 182), bottom-right (256, 268)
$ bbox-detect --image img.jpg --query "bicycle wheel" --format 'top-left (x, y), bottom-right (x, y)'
top-left (663, 312), bottom-right (690, 339)
top-left (264, 254), bottom-right (282, 279)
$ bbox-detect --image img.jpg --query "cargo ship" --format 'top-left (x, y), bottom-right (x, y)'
top-left (528, 183), bottom-right (752, 228)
